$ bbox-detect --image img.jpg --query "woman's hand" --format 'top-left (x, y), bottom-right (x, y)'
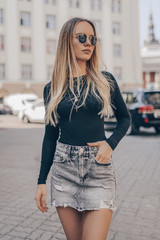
top-left (35, 184), bottom-right (48, 213)
top-left (87, 140), bottom-right (113, 164)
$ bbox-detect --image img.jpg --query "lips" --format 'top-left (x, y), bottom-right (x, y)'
top-left (82, 49), bottom-right (91, 53)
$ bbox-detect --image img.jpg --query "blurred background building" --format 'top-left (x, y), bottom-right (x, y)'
top-left (0, 0), bottom-right (142, 97)
top-left (141, 12), bottom-right (160, 90)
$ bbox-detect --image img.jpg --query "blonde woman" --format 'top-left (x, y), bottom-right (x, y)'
top-left (35, 17), bottom-right (131, 240)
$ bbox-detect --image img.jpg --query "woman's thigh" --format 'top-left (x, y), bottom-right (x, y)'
top-left (56, 206), bottom-right (84, 240)
top-left (81, 208), bottom-right (113, 240)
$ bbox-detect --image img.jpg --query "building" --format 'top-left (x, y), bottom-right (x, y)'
top-left (141, 12), bottom-right (160, 90)
top-left (0, 0), bottom-right (142, 98)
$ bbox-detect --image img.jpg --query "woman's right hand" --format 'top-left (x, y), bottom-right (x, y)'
top-left (35, 184), bottom-right (48, 213)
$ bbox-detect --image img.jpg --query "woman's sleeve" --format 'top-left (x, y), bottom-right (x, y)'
top-left (37, 82), bottom-right (59, 185)
top-left (103, 71), bottom-right (131, 150)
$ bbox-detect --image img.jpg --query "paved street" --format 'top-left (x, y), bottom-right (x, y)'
top-left (0, 115), bottom-right (160, 240)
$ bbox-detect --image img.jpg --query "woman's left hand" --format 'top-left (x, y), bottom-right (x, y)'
top-left (87, 140), bottom-right (113, 164)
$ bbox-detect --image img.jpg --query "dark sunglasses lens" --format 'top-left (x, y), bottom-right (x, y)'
top-left (78, 34), bottom-right (87, 43)
top-left (90, 36), bottom-right (97, 46)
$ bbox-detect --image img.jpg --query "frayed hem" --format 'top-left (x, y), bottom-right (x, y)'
top-left (50, 201), bottom-right (116, 212)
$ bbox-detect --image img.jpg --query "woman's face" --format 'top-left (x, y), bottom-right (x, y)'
top-left (72, 21), bottom-right (96, 63)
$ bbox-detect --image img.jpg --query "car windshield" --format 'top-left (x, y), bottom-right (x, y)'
top-left (144, 92), bottom-right (160, 105)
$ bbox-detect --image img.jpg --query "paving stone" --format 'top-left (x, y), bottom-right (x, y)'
top-left (0, 121), bottom-right (160, 240)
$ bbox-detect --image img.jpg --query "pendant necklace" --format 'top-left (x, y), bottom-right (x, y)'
top-left (68, 78), bottom-right (87, 121)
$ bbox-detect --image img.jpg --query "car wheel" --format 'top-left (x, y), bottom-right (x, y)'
top-left (154, 126), bottom-right (160, 134)
top-left (23, 115), bottom-right (30, 124)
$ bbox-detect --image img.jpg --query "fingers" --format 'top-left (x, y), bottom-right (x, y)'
top-left (87, 141), bottom-right (99, 147)
top-left (35, 193), bottom-right (48, 213)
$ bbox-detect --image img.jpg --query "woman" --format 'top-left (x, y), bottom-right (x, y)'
top-left (35, 17), bottom-right (131, 240)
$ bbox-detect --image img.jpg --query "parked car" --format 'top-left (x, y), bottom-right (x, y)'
top-left (19, 98), bottom-right (45, 123)
top-left (0, 103), bottom-right (12, 115)
top-left (3, 93), bottom-right (38, 115)
top-left (104, 89), bottom-right (160, 135)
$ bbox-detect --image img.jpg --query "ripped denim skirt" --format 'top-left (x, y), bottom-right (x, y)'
top-left (50, 141), bottom-right (116, 212)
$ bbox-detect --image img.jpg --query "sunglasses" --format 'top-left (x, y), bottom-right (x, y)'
top-left (75, 33), bottom-right (97, 46)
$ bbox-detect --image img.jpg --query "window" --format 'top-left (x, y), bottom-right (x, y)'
top-left (21, 37), bottom-right (31, 52)
top-left (0, 35), bottom-right (4, 50)
top-left (47, 39), bottom-right (56, 54)
top-left (76, 0), bottom-right (80, 8)
top-left (90, 0), bottom-right (95, 10)
top-left (0, 9), bottom-right (3, 24)
top-left (22, 64), bottom-right (32, 80)
top-left (111, 0), bottom-right (115, 12)
top-left (0, 64), bottom-right (5, 80)
top-left (94, 20), bottom-right (101, 35)
top-left (114, 67), bottom-right (122, 81)
top-left (117, 0), bottom-right (121, 13)
top-left (113, 22), bottom-right (120, 35)
top-left (68, 0), bottom-right (73, 8)
top-left (47, 65), bottom-right (53, 80)
top-left (46, 15), bottom-right (56, 30)
top-left (20, 12), bottom-right (31, 27)
top-left (52, 0), bottom-right (57, 5)
top-left (114, 44), bottom-right (121, 57)
top-left (97, 0), bottom-right (102, 10)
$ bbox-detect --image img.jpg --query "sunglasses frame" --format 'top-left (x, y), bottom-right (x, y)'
top-left (75, 33), bottom-right (97, 46)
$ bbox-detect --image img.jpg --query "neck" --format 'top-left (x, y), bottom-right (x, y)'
top-left (72, 60), bottom-right (87, 77)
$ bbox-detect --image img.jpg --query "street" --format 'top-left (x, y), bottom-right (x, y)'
top-left (0, 115), bottom-right (160, 240)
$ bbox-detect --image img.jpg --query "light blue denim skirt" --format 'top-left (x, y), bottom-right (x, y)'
top-left (50, 141), bottom-right (116, 212)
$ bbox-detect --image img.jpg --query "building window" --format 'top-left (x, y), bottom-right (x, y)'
top-left (47, 39), bottom-right (56, 54)
top-left (22, 64), bottom-right (32, 80)
top-left (47, 65), bottom-right (53, 81)
top-left (0, 35), bottom-right (4, 50)
top-left (113, 22), bottom-right (120, 35)
top-left (76, 0), bottom-right (80, 8)
top-left (21, 37), bottom-right (31, 52)
top-left (114, 67), bottom-right (122, 80)
top-left (68, 0), bottom-right (73, 8)
top-left (111, 0), bottom-right (115, 12)
top-left (117, 0), bottom-right (121, 13)
top-left (114, 44), bottom-right (121, 57)
top-left (44, 0), bottom-right (49, 4)
top-left (46, 15), bottom-right (56, 30)
top-left (20, 12), bottom-right (31, 27)
top-left (0, 9), bottom-right (4, 24)
top-left (52, 0), bottom-right (57, 5)
top-left (94, 20), bottom-right (101, 35)
top-left (90, 0), bottom-right (95, 10)
top-left (0, 64), bottom-right (5, 80)
top-left (97, 0), bottom-right (102, 10)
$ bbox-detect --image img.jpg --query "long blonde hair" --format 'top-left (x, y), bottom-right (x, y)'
top-left (45, 17), bottom-right (115, 126)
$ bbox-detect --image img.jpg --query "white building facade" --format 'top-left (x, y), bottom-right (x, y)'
top-left (141, 12), bottom-right (160, 90)
top-left (0, 0), bottom-right (142, 96)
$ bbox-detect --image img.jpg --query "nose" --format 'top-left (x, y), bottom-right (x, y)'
top-left (84, 37), bottom-right (91, 46)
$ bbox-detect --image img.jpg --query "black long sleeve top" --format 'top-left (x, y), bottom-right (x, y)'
top-left (37, 71), bottom-right (131, 184)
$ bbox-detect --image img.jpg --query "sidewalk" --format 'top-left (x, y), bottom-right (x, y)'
top-left (0, 122), bottom-right (160, 240)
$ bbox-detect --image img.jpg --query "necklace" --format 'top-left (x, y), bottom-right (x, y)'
top-left (67, 78), bottom-right (87, 121)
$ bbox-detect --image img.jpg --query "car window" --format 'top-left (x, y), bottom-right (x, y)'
top-left (122, 93), bottom-right (138, 104)
top-left (144, 92), bottom-right (160, 105)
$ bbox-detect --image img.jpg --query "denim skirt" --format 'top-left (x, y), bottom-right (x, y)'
top-left (50, 141), bottom-right (116, 212)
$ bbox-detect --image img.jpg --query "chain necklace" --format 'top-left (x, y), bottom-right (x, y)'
top-left (67, 77), bottom-right (87, 121)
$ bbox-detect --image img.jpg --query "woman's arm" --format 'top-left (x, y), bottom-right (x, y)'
top-left (37, 82), bottom-right (59, 185)
top-left (103, 71), bottom-right (131, 150)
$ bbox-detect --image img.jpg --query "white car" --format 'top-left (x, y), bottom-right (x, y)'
top-left (19, 98), bottom-right (45, 123)
top-left (3, 93), bottom-right (38, 115)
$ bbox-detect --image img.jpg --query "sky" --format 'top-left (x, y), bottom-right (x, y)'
top-left (139, 0), bottom-right (160, 47)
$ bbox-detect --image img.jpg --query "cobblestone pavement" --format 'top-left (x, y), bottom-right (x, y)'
top-left (0, 116), bottom-right (160, 240)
